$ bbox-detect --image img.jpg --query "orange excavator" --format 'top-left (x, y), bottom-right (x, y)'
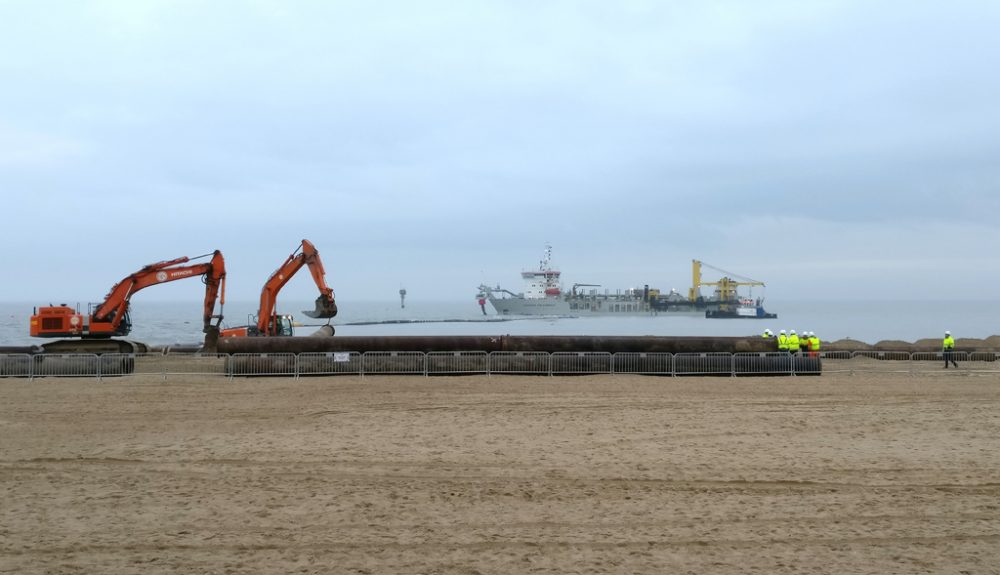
top-left (220, 239), bottom-right (337, 338)
top-left (29, 250), bottom-right (227, 353)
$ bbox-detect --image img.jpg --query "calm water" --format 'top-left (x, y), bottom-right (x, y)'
top-left (2, 299), bottom-right (997, 347)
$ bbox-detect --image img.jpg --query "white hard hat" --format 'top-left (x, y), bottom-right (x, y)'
top-left (790, 329), bottom-right (796, 334)
top-left (945, 330), bottom-right (951, 335)
top-left (780, 329), bottom-right (786, 334)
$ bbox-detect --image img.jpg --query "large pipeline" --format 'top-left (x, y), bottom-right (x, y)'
top-left (217, 335), bottom-right (776, 354)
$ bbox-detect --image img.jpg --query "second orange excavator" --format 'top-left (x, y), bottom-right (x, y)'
top-left (221, 239), bottom-right (337, 338)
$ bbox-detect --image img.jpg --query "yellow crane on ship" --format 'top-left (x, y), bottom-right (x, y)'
top-left (688, 260), bottom-right (765, 303)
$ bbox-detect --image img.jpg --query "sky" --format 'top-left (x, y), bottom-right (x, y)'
top-left (2, 0), bottom-right (999, 306)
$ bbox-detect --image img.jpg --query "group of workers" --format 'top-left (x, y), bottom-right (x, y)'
top-left (762, 329), bottom-right (961, 368)
top-left (762, 328), bottom-right (820, 355)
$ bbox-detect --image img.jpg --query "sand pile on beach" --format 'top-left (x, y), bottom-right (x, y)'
top-left (2, 373), bottom-right (998, 574)
top-left (825, 335), bottom-right (1000, 352)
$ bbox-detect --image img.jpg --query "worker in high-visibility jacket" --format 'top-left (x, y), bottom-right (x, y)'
top-left (762, 329), bottom-right (773, 339)
top-left (786, 330), bottom-right (800, 355)
top-left (808, 331), bottom-right (821, 357)
top-left (799, 331), bottom-right (811, 354)
top-left (943, 331), bottom-right (958, 368)
top-left (777, 329), bottom-right (788, 352)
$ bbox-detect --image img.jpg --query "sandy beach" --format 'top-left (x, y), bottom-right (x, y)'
top-left (2, 373), bottom-right (998, 574)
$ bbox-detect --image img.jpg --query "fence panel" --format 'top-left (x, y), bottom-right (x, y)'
top-left (733, 352), bottom-right (793, 376)
top-left (298, 352), bottom-right (363, 376)
top-left (98, 353), bottom-right (135, 377)
top-left (133, 353), bottom-right (229, 378)
top-left (612, 352), bottom-right (672, 375)
top-left (673, 353), bottom-right (734, 376)
top-left (0, 354), bottom-right (32, 378)
top-left (227, 353), bottom-right (298, 377)
top-left (31, 354), bottom-right (100, 378)
top-left (427, 351), bottom-right (489, 375)
top-left (551, 352), bottom-right (612, 375)
top-left (488, 352), bottom-right (550, 375)
top-left (814, 351), bottom-right (852, 374)
top-left (362, 351), bottom-right (426, 375)
top-left (967, 352), bottom-right (1000, 373)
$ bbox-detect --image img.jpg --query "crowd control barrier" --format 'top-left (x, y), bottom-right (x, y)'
top-left (2, 351), bottom-right (998, 380)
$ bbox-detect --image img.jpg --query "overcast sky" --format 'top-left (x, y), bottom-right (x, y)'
top-left (2, 1), bottom-right (999, 306)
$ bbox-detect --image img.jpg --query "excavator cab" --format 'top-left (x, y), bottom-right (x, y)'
top-left (266, 314), bottom-right (296, 337)
top-left (302, 294), bottom-right (338, 319)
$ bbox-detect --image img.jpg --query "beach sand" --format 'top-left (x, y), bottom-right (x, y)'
top-left (2, 373), bottom-right (998, 574)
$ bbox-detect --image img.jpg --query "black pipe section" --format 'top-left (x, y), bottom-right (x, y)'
top-left (217, 335), bottom-right (777, 355)
top-left (0, 346), bottom-right (43, 354)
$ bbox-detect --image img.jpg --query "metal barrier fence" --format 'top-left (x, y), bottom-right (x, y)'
top-left (298, 352), bottom-right (363, 376)
top-left (2, 351), bottom-right (999, 380)
top-left (734, 352), bottom-right (794, 376)
top-left (133, 353), bottom-right (229, 380)
top-left (488, 351), bottom-right (551, 375)
top-left (427, 351), bottom-right (489, 375)
top-left (613, 352), bottom-right (673, 375)
top-left (674, 352), bottom-right (734, 376)
top-left (551, 352), bottom-right (612, 375)
top-left (33, 354), bottom-right (100, 378)
top-left (362, 351), bottom-right (426, 375)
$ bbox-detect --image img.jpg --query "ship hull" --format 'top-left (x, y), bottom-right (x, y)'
top-left (705, 307), bottom-right (777, 319)
top-left (486, 294), bottom-right (704, 316)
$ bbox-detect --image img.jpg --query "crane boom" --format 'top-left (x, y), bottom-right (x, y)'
top-left (689, 259), bottom-right (765, 302)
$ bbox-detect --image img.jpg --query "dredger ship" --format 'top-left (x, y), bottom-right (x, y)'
top-left (476, 246), bottom-right (776, 319)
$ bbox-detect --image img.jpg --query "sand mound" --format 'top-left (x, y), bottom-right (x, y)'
top-left (820, 335), bottom-right (1000, 352)
top-left (912, 338), bottom-right (941, 352)
top-left (873, 339), bottom-right (914, 351)
top-left (824, 338), bottom-right (872, 351)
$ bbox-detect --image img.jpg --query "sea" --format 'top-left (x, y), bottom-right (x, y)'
top-left (2, 299), bottom-right (997, 348)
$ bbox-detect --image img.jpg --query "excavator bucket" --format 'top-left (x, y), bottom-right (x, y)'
top-left (302, 295), bottom-right (338, 319)
top-left (202, 325), bottom-right (220, 353)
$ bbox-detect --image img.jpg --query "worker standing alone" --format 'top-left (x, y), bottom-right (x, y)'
top-left (943, 331), bottom-right (958, 368)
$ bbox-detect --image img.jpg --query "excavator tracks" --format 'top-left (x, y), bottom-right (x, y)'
top-left (40, 339), bottom-right (149, 355)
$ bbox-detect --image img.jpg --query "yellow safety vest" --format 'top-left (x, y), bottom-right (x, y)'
top-left (777, 335), bottom-right (788, 350)
top-left (809, 336), bottom-right (820, 351)
top-left (787, 335), bottom-right (800, 350)
top-left (943, 336), bottom-right (955, 350)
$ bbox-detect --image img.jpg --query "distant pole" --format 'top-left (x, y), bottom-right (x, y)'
top-left (399, 287), bottom-right (406, 309)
